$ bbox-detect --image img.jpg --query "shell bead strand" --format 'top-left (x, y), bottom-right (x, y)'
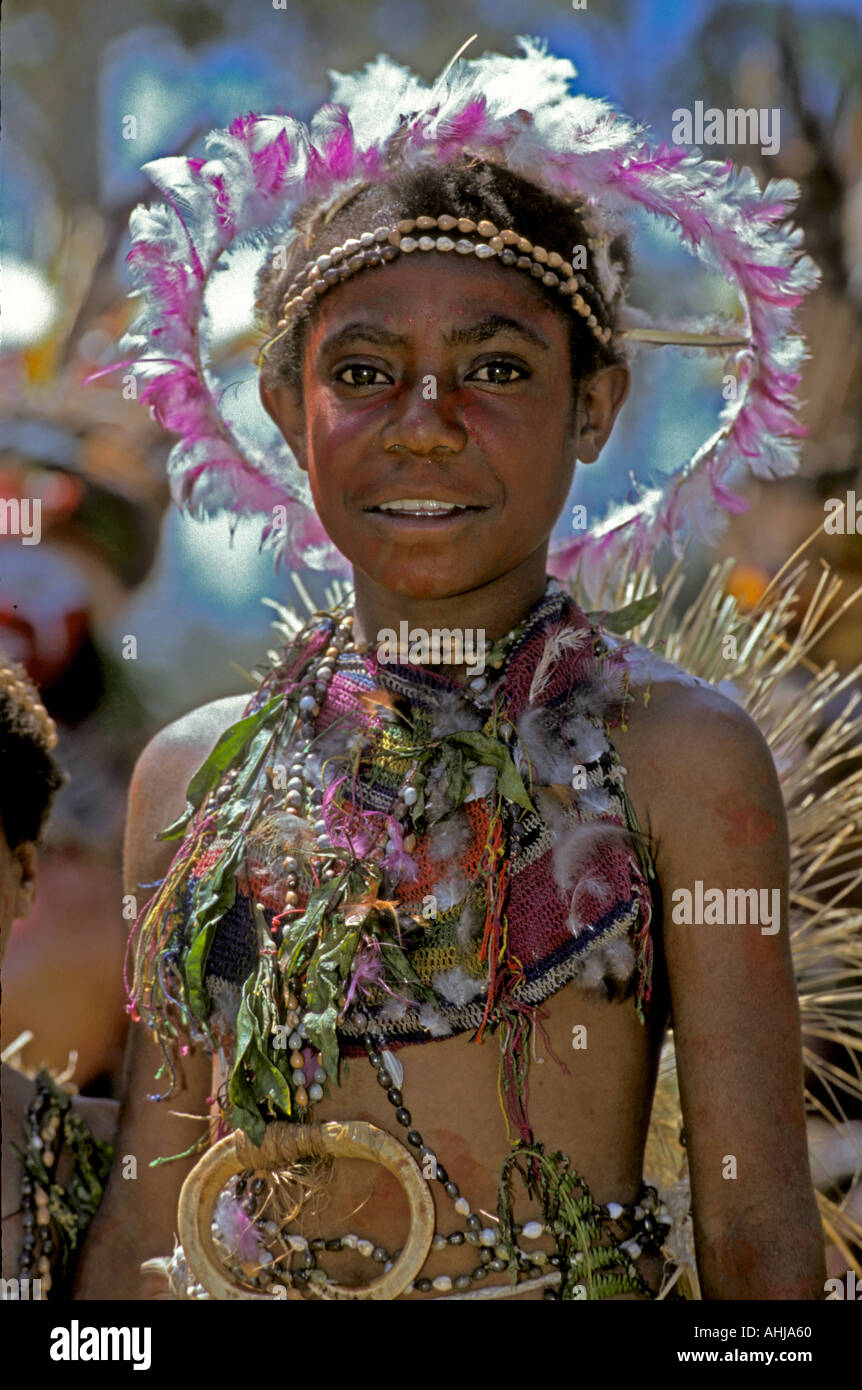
top-left (277, 215), bottom-right (613, 348)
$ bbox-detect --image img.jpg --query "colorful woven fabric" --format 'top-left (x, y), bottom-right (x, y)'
top-left (132, 580), bottom-right (656, 1134)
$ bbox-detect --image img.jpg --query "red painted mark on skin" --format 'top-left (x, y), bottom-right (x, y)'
top-left (742, 928), bottom-right (768, 983)
top-left (427, 1127), bottom-right (488, 1188)
top-left (714, 1233), bottom-right (761, 1277)
top-left (713, 793), bottom-right (776, 847)
top-left (459, 402), bottom-right (493, 453)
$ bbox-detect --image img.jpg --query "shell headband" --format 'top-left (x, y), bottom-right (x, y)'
top-left (0, 655), bottom-right (58, 751)
top-left (113, 36), bottom-right (818, 580)
top-left (267, 216), bottom-right (614, 351)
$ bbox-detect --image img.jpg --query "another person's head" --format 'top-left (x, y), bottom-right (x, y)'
top-left (257, 160), bottom-right (632, 600)
top-left (0, 654), bottom-right (62, 957)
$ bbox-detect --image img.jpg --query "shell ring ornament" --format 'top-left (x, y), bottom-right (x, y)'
top-left (177, 1120), bottom-right (435, 1300)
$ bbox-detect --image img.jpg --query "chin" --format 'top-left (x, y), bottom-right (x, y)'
top-left (353, 555), bottom-right (491, 602)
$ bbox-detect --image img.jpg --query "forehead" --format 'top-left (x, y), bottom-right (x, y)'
top-left (304, 250), bottom-right (570, 352)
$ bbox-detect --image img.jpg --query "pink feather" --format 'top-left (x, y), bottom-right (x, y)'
top-left (113, 40), bottom-right (819, 577)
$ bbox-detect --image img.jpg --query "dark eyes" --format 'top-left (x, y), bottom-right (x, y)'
top-left (333, 359), bottom-right (529, 388)
top-left (467, 361), bottom-right (528, 384)
top-left (335, 364), bottom-right (388, 388)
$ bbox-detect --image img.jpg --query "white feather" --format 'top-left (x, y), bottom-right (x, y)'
top-left (378, 995), bottom-right (410, 1026)
top-left (567, 874), bottom-right (616, 933)
top-left (528, 628), bottom-right (590, 704)
top-left (465, 764), bottom-right (496, 801)
top-left (426, 813), bottom-right (471, 861)
top-left (418, 1002), bottom-right (453, 1037)
top-left (432, 966), bottom-right (484, 1006)
top-left (576, 786), bottom-right (618, 818)
top-left (572, 936), bottom-right (636, 988)
top-left (429, 690), bottom-right (482, 738)
top-left (424, 761), bottom-right (450, 822)
top-left (559, 712), bottom-right (608, 765)
top-left (516, 707), bottom-right (574, 784)
top-left (551, 822), bottom-right (628, 895)
top-left (457, 900), bottom-right (482, 946)
top-left (434, 868), bottom-right (471, 913)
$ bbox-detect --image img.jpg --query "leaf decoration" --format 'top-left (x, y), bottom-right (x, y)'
top-left (448, 731), bottom-right (535, 813)
top-left (280, 879), bottom-right (342, 977)
top-left (157, 696), bottom-right (284, 841)
top-left (184, 837), bottom-right (243, 1019)
top-left (248, 1040), bottom-right (294, 1117)
top-left (227, 1048), bottom-right (267, 1144)
top-left (586, 589), bottom-right (662, 635)
top-left (156, 805), bottom-right (197, 844)
top-left (443, 744), bottom-right (469, 812)
top-left (229, 954), bottom-right (297, 1138)
top-left (229, 983), bottom-right (267, 1139)
top-left (303, 915), bottom-right (360, 1080)
top-left (379, 940), bottom-right (433, 999)
top-left (302, 1003), bottom-right (341, 1083)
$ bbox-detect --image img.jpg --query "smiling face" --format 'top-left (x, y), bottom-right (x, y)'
top-left (261, 250), bottom-right (628, 604)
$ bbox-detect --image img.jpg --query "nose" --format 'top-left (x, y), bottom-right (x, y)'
top-left (381, 376), bottom-right (467, 456)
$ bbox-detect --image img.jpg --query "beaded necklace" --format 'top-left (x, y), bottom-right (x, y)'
top-left (14, 1070), bottom-right (114, 1298)
top-left (133, 579), bottom-right (668, 1299)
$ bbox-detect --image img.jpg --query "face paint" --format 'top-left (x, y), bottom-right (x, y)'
top-left (713, 793), bottom-right (777, 848)
top-left (293, 252), bottom-right (578, 604)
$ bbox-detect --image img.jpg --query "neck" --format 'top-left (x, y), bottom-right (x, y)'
top-left (349, 552), bottom-right (551, 682)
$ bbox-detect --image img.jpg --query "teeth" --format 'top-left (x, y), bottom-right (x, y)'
top-left (377, 499), bottom-right (468, 513)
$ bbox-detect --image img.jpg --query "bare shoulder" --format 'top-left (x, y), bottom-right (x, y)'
top-left (611, 661), bottom-right (783, 853)
top-left (125, 693), bottom-right (251, 890)
top-left (137, 692), bottom-right (252, 771)
top-left (627, 670), bottom-right (772, 764)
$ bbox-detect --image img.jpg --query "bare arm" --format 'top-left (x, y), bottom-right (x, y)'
top-left (73, 695), bottom-right (248, 1300)
top-left (631, 681), bottom-right (825, 1299)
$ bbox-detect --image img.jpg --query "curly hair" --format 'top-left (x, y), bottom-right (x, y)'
top-left (0, 652), bottom-right (63, 847)
top-left (256, 159), bottom-right (632, 402)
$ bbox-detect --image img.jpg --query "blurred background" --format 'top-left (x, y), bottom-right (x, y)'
top-left (1, 0), bottom-right (860, 1111)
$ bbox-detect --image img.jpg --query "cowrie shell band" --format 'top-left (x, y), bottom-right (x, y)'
top-left (275, 215), bottom-right (613, 347)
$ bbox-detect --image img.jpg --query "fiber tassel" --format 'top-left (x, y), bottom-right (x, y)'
top-left (497, 1005), bottom-right (535, 1146)
top-left (475, 808), bottom-right (510, 1038)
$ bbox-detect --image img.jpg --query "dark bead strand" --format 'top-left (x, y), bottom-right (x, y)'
top-left (18, 1082), bottom-right (66, 1290)
top-left (357, 995), bottom-right (566, 1297)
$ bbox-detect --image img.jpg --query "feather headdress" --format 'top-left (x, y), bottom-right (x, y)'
top-left (112, 36), bottom-right (818, 576)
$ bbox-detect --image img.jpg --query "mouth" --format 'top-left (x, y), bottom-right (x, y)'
top-left (363, 498), bottom-right (488, 525)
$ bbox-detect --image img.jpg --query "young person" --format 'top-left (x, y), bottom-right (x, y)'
top-left (75, 41), bottom-right (825, 1300)
top-left (0, 653), bottom-right (116, 1296)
